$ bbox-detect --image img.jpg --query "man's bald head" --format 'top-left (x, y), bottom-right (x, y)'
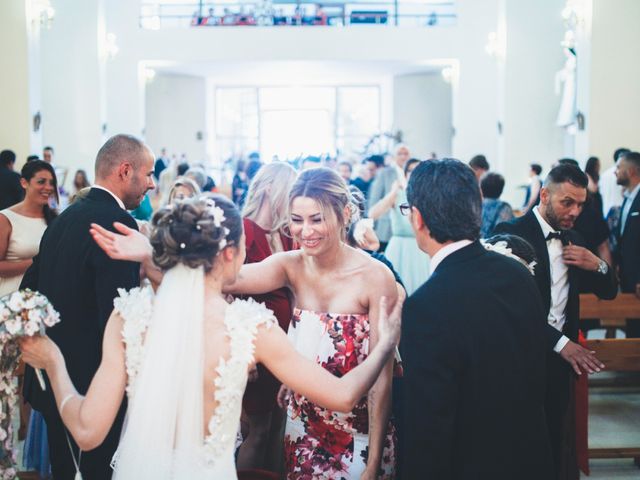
top-left (95, 134), bottom-right (151, 181)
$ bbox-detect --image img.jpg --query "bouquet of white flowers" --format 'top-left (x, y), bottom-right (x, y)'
top-left (0, 289), bottom-right (60, 479)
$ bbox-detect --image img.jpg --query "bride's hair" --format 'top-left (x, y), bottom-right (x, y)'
top-left (150, 194), bottom-right (242, 272)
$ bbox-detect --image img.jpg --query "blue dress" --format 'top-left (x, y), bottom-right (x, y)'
top-left (383, 190), bottom-right (430, 294)
top-left (23, 410), bottom-right (51, 478)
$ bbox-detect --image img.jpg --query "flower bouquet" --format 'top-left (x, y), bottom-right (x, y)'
top-left (0, 289), bottom-right (60, 479)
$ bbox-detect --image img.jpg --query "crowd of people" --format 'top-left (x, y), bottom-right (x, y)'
top-left (0, 135), bottom-right (639, 479)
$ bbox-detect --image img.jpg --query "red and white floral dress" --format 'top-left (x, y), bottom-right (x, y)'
top-left (284, 308), bottom-right (396, 479)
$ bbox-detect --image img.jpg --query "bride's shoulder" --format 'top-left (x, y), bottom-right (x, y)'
top-left (226, 298), bottom-right (277, 332)
top-left (113, 284), bottom-right (154, 323)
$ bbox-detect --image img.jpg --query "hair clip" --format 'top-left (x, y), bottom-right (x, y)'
top-left (180, 242), bottom-right (186, 249)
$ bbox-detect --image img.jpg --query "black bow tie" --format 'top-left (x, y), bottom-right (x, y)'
top-left (546, 231), bottom-right (563, 242)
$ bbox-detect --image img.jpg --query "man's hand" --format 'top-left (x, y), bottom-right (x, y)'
top-left (90, 222), bottom-right (153, 263)
top-left (559, 340), bottom-right (604, 375)
top-left (562, 244), bottom-right (601, 272)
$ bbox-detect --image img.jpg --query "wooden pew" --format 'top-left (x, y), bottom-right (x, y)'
top-left (580, 293), bottom-right (640, 466)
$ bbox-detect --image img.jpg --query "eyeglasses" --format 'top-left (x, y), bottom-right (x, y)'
top-left (399, 203), bottom-right (411, 216)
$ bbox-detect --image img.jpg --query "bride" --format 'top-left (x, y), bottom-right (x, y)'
top-left (19, 194), bottom-right (403, 480)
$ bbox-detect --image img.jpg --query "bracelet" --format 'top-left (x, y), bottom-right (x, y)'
top-left (59, 393), bottom-right (76, 416)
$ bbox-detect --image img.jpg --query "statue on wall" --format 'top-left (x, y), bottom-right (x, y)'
top-left (555, 47), bottom-right (577, 127)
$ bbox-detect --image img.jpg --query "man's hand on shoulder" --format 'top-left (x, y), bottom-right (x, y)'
top-left (559, 340), bottom-right (604, 375)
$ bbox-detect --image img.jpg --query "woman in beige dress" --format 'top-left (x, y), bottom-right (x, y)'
top-left (0, 160), bottom-right (58, 297)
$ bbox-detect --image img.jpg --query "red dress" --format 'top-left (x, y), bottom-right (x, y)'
top-left (241, 218), bottom-right (295, 414)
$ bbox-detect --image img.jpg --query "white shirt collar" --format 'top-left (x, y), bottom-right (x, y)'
top-left (92, 185), bottom-right (126, 210)
top-left (532, 206), bottom-right (557, 239)
top-left (624, 182), bottom-right (640, 201)
top-left (429, 239), bottom-right (473, 273)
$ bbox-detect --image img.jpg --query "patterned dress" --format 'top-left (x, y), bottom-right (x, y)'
top-left (284, 308), bottom-right (396, 479)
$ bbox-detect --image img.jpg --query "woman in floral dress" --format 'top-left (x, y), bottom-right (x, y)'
top-left (229, 167), bottom-right (399, 479)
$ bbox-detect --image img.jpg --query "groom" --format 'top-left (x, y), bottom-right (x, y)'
top-left (399, 159), bottom-right (552, 479)
top-left (21, 135), bottom-right (155, 479)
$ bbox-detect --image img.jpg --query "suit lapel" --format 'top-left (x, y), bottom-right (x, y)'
top-left (522, 211), bottom-right (552, 312)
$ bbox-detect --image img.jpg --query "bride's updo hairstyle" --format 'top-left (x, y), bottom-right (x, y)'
top-left (288, 167), bottom-right (360, 239)
top-left (150, 194), bottom-right (242, 272)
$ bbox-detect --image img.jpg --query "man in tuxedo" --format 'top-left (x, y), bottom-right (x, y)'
top-left (0, 149), bottom-right (24, 209)
top-left (615, 151), bottom-right (640, 336)
top-left (400, 159), bottom-right (552, 479)
top-left (21, 134), bottom-right (156, 479)
top-left (493, 164), bottom-right (617, 478)
top-left (368, 144), bottom-right (411, 250)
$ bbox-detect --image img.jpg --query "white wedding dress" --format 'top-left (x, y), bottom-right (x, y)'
top-left (108, 264), bottom-right (275, 479)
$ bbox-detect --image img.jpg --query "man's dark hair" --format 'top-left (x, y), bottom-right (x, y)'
top-left (530, 163), bottom-right (542, 176)
top-left (407, 159), bottom-right (481, 243)
top-left (544, 163), bottom-right (588, 189)
top-left (177, 162), bottom-right (190, 176)
top-left (557, 157), bottom-right (579, 168)
top-left (0, 150), bottom-right (16, 167)
top-left (469, 154), bottom-right (489, 171)
top-left (403, 158), bottom-right (421, 176)
top-left (43, 146), bottom-right (54, 153)
top-left (337, 160), bottom-right (353, 172)
top-left (366, 155), bottom-right (385, 168)
top-left (480, 172), bottom-right (506, 199)
top-left (620, 151), bottom-right (640, 172)
top-left (614, 148), bottom-right (631, 162)
top-left (27, 155), bottom-right (40, 162)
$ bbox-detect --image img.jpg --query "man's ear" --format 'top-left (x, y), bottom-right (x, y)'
top-left (410, 206), bottom-right (425, 231)
top-left (118, 162), bottom-right (133, 180)
top-left (539, 186), bottom-right (549, 205)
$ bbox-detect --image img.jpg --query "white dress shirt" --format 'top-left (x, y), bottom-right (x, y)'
top-left (429, 239), bottom-right (473, 274)
top-left (598, 165), bottom-right (624, 218)
top-left (533, 207), bottom-right (570, 353)
top-left (92, 185), bottom-right (126, 210)
top-left (621, 182), bottom-right (640, 234)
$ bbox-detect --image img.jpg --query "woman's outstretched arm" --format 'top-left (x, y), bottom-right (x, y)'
top-left (255, 291), bottom-right (404, 413)
top-left (20, 311), bottom-right (128, 451)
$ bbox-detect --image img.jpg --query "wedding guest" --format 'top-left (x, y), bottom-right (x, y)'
top-left (153, 147), bottom-right (169, 180)
top-left (369, 158), bottom-right (429, 294)
top-left (0, 160), bottom-right (57, 477)
top-left (72, 169), bottom-right (91, 195)
top-left (614, 151), bottom-right (640, 336)
top-left (480, 172), bottom-right (514, 238)
top-left (232, 160), bottom-right (249, 206)
top-left (237, 162), bottom-right (297, 471)
top-left (599, 147), bottom-right (630, 218)
top-left (585, 156), bottom-right (603, 215)
top-left (368, 145), bottom-right (411, 251)
top-left (523, 163), bottom-right (543, 213)
top-left (493, 163), bottom-right (617, 478)
top-left (0, 160), bottom-right (57, 296)
top-left (336, 161), bottom-right (353, 184)
top-left (20, 134), bottom-right (155, 480)
top-left (166, 176), bottom-right (200, 205)
top-left (401, 159), bottom-right (552, 479)
top-left (0, 149), bottom-right (24, 210)
top-left (468, 154), bottom-right (489, 181)
top-left (351, 161), bottom-right (374, 201)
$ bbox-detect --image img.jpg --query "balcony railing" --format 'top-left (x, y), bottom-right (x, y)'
top-left (139, 1), bottom-right (456, 29)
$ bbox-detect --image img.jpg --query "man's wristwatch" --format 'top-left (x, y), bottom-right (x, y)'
top-left (596, 260), bottom-right (609, 275)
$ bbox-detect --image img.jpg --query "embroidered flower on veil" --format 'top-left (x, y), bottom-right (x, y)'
top-left (481, 240), bottom-right (537, 275)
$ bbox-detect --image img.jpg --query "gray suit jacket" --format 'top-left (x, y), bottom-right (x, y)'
top-left (367, 165), bottom-right (400, 243)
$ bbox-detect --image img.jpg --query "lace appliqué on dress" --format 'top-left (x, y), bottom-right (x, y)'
top-left (113, 285), bottom-right (154, 397)
top-left (203, 298), bottom-right (275, 465)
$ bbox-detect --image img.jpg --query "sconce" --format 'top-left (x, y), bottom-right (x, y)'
top-left (104, 33), bottom-right (119, 59)
top-left (30, 0), bottom-right (55, 29)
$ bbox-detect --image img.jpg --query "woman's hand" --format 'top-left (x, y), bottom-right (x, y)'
top-left (19, 335), bottom-right (62, 371)
top-left (277, 385), bottom-right (292, 409)
top-left (90, 222), bottom-right (152, 263)
top-left (377, 289), bottom-right (405, 349)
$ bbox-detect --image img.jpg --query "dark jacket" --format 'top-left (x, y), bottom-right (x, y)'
top-left (20, 187), bottom-right (140, 413)
top-left (0, 167), bottom-right (24, 210)
top-left (616, 191), bottom-right (640, 293)
top-left (400, 241), bottom-right (552, 479)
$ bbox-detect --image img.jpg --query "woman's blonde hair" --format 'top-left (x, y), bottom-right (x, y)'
top-left (288, 167), bottom-right (359, 240)
top-left (242, 162), bottom-right (297, 234)
top-left (166, 176), bottom-right (201, 205)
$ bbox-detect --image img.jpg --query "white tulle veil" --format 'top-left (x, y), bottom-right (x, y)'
top-left (113, 263), bottom-right (206, 479)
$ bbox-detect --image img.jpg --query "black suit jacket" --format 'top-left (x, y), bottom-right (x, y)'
top-left (21, 188), bottom-right (140, 414)
top-left (493, 210), bottom-right (617, 349)
top-left (400, 241), bottom-right (552, 479)
top-left (616, 191), bottom-right (640, 293)
top-left (0, 167), bottom-right (24, 210)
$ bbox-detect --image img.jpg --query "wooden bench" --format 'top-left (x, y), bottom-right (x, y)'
top-left (580, 293), bottom-right (640, 466)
